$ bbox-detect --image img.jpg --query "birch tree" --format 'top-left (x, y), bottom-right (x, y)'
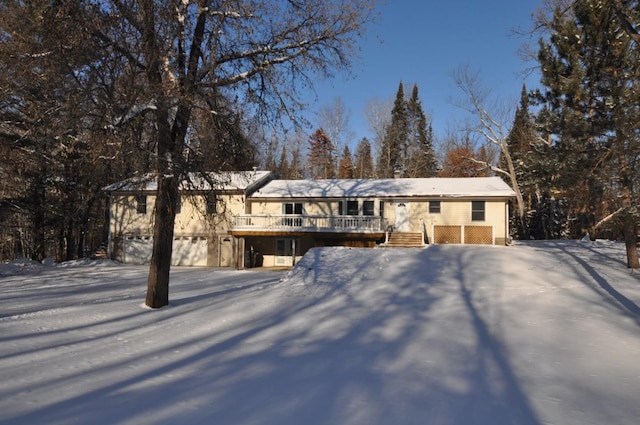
top-left (452, 66), bottom-right (527, 236)
top-left (317, 97), bottom-right (355, 155)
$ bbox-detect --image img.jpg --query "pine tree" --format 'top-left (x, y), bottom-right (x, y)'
top-left (354, 137), bottom-right (375, 178)
top-left (406, 85), bottom-right (438, 177)
top-left (263, 136), bottom-right (279, 175)
top-left (278, 146), bottom-right (290, 179)
top-left (190, 104), bottom-right (257, 172)
top-left (290, 146), bottom-right (305, 180)
top-left (307, 128), bottom-right (336, 179)
top-left (502, 84), bottom-right (555, 239)
top-left (535, 0), bottom-right (640, 267)
top-left (338, 145), bottom-right (354, 178)
top-left (377, 82), bottom-right (408, 177)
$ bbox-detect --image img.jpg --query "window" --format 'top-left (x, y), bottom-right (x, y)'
top-left (135, 195), bottom-right (147, 214)
top-left (471, 201), bottom-right (485, 221)
top-left (283, 203), bottom-right (303, 226)
top-left (175, 194), bottom-right (181, 214)
top-left (283, 202), bottom-right (303, 215)
top-left (363, 200), bottom-right (375, 216)
top-left (276, 239), bottom-right (294, 256)
top-left (340, 200), bottom-right (381, 216)
top-left (346, 200), bottom-right (359, 215)
top-left (206, 193), bottom-right (217, 214)
top-left (429, 200), bottom-right (441, 214)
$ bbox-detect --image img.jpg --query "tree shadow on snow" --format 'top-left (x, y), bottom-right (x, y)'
top-left (545, 241), bottom-right (640, 325)
top-left (3, 247), bottom-right (542, 425)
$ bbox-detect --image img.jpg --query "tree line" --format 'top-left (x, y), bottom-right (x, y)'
top-left (0, 0), bottom-right (378, 307)
top-left (1, 0), bottom-right (638, 308)
top-left (502, 0), bottom-right (640, 267)
top-left (263, 82), bottom-right (445, 180)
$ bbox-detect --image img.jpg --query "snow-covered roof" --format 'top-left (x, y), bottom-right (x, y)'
top-left (250, 177), bottom-right (516, 199)
top-left (103, 171), bottom-right (272, 193)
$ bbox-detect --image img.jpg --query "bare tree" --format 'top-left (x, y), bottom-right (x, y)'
top-left (317, 97), bottom-right (355, 155)
top-left (452, 66), bottom-right (527, 236)
top-left (364, 96), bottom-right (392, 174)
top-left (95, 0), bottom-right (377, 308)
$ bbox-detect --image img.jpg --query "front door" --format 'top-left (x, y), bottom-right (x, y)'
top-left (394, 202), bottom-right (410, 232)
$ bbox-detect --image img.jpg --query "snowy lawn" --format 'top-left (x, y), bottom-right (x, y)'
top-left (1, 240), bottom-right (640, 425)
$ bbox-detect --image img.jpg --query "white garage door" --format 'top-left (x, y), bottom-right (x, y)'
top-left (123, 236), bottom-right (153, 264)
top-left (172, 236), bottom-right (208, 266)
top-left (123, 236), bottom-right (208, 266)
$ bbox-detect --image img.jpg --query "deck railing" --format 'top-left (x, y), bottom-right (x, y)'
top-left (233, 214), bottom-right (385, 233)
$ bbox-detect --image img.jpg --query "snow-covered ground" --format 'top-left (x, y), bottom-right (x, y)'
top-left (1, 240), bottom-right (640, 425)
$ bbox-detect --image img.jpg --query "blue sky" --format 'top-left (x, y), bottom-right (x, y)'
top-left (303, 1), bottom-right (543, 146)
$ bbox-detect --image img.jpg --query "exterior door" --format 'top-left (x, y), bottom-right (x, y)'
top-left (394, 202), bottom-right (410, 232)
top-left (275, 238), bottom-right (295, 266)
top-left (219, 236), bottom-right (233, 267)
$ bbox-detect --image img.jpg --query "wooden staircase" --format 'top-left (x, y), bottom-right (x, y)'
top-left (91, 245), bottom-right (109, 259)
top-left (383, 232), bottom-right (425, 248)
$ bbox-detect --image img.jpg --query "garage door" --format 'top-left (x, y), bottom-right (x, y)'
top-left (171, 236), bottom-right (208, 266)
top-left (123, 236), bottom-right (153, 264)
top-left (123, 235), bottom-right (208, 266)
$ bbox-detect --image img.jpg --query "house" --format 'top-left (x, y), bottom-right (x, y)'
top-left (230, 177), bottom-right (516, 267)
top-left (105, 173), bottom-right (515, 268)
top-left (103, 171), bottom-right (272, 267)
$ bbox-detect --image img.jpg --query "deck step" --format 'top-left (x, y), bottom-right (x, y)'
top-left (384, 232), bottom-right (425, 248)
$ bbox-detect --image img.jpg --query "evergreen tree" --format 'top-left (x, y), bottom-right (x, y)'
top-left (535, 0), bottom-right (640, 267)
top-left (263, 136), bottom-right (279, 175)
top-left (501, 84), bottom-right (555, 239)
top-left (406, 85), bottom-right (438, 177)
top-left (354, 137), bottom-right (375, 178)
top-left (377, 82), bottom-right (408, 177)
top-left (0, 1), bottom-right (140, 262)
top-left (278, 146), bottom-right (290, 179)
top-left (190, 102), bottom-right (257, 172)
top-left (307, 128), bottom-right (336, 179)
top-left (338, 145), bottom-right (354, 178)
top-left (290, 146), bottom-right (305, 180)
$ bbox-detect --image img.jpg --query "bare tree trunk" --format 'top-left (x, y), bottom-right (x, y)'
top-left (31, 177), bottom-right (46, 262)
top-left (623, 217), bottom-right (639, 269)
top-left (141, 0), bottom-right (178, 308)
top-left (146, 175), bottom-right (178, 308)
